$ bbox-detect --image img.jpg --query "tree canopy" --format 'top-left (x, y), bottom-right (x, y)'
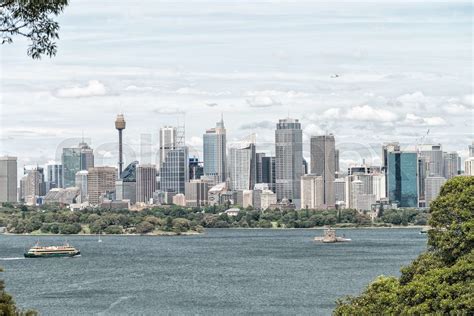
top-left (1, 0), bottom-right (68, 59)
top-left (334, 176), bottom-right (474, 315)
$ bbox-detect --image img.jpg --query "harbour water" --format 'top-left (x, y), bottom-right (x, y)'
top-left (0, 228), bottom-right (426, 315)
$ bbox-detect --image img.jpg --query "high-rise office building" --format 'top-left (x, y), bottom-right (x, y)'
top-left (256, 153), bottom-right (266, 184)
top-left (335, 149), bottom-right (340, 173)
top-left (418, 144), bottom-right (444, 177)
top-left (334, 178), bottom-right (346, 203)
top-left (275, 118), bottom-right (303, 203)
top-left (0, 156), bottom-right (17, 203)
top-left (23, 167), bottom-right (45, 204)
top-left (261, 156), bottom-right (276, 192)
top-left (115, 180), bottom-right (136, 204)
top-left (46, 163), bottom-right (63, 189)
top-left (310, 134), bottom-right (336, 208)
top-left (301, 174), bottom-right (324, 209)
top-left (465, 157), bottom-right (474, 176)
top-left (87, 167), bottom-right (116, 205)
top-left (116, 161), bottom-right (138, 204)
top-left (79, 141), bottom-right (95, 170)
top-left (382, 142), bottom-right (400, 196)
top-left (425, 176), bottom-right (446, 206)
top-left (185, 179), bottom-right (210, 207)
top-left (136, 164), bottom-right (157, 203)
top-left (229, 141), bottom-right (256, 191)
top-left (372, 173), bottom-right (386, 201)
top-left (387, 151), bottom-right (418, 207)
top-left (159, 126), bottom-right (177, 167)
top-left (189, 157), bottom-right (204, 180)
top-left (62, 141), bottom-right (94, 188)
top-left (469, 141), bottom-right (474, 157)
top-left (203, 117), bottom-right (227, 183)
top-left (443, 152), bottom-right (460, 179)
top-left (75, 170), bottom-right (88, 203)
top-left (160, 147), bottom-right (189, 194)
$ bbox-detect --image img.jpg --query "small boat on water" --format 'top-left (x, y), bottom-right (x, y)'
top-left (314, 227), bottom-right (351, 243)
top-left (24, 242), bottom-right (81, 258)
top-left (420, 227), bottom-right (430, 234)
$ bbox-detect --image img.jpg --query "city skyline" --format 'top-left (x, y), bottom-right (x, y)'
top-left (1, 1), bottom-right (472, 175)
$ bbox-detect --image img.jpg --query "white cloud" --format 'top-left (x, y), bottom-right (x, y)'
top-left (321, 108), bottom-right (341, 119)
top-left (403, 113), bottom-right (448, 126)
top-left (395, 91), bottom-right (428, 110)
top-left (175, 87), bottom-right (230, 96)
top-left (125, 85), bottom-right (155, 92)
top-left (443, 103), bottom-right (471, 115)
top-left (153, 107), bottom-right (185, 115)
top-left (461, 94), bottom-right (474, 107)
top-left (240, 121), bottom-right (275, 130)
top-left (303, 123), bottom-right (325, 137)
top-left (245, 90), bottom-right (311, 98)
top-left (246, 96), bottom-right (282, 108)
top-left (346, 105), bottom-right (398, 122)
top-left (55, 80), bottom-right (107, 98)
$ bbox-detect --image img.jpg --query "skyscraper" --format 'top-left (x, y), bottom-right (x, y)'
top-left (469, 141), bottom-right (474, 157)
top-left (465, 157), bottom-right (474, 176)
top-left (228, 141), bottom-right (256, 191)
top-left (160, 147), bottom-right (189, 194)
top-left (115, 114), bottom-right (126, 176)
top-left (203, 117), bottom-right (227, 183)
top-left (255, 153), bottom-right (266, 184)
top-left (0, 156), bottom-right (17, 203)
top-left (87, 167), bottom-right (116, 205)
top-left (136, 164), bottom-right (157, 203)
top-left (310, 134), bottom-right (336, 208)
top-left (75, 170), bottom-right (88, 203)
top-left (189, 157), bottom-right (204, 180)
top-left (300, 174), bottom-right (324, 209)
top-left (185, 179), bottom-right (209, 207)
top-left (275, 118), bottom-right (303, 203)
top-left (382, 142), bottom-right (400, 197)
top-left (443, 152), bottom-right (460, 179)
top-left (62, 141), bottom-right (94, 188)
top-left (387, 151), bottom-right (418, 207)
top-left (418, 144), bottom-right (444, 177)
top-left (116, 161), bottom-right (138, 204)
top-left (159, 126), bottom-right (177, 167)
top-left (22, 167), bottom-right (45, 204)
top-left (261, 156), bottom-right (276, 192)
top-left (46, 163), bottom-right (63, 189)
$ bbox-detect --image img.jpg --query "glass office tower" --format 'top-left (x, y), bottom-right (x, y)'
top-left (387, 151), bottom-right (418, 207)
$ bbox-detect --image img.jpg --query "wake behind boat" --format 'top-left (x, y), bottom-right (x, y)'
top-left (314, 227), bottom-right (351, 243)
top-left (24, 242), bottom-right (81, 258)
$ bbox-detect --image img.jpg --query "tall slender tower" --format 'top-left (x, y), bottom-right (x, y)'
top-left (310, 134), bottom-right (336, 208)
top-left (115, 114), bottom-right (126, 177)
top-left (203, 116), bottom-right (227, 183)
top-left (275, 118), bottom-right (303, 203)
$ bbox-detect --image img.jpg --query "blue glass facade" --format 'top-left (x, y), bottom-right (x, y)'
top-left (388, 152), bottom-right (418, 207)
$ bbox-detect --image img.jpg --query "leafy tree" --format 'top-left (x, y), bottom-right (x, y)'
top-left (1, 0), bottom-right (68, 59)
top-left (135, 221), bottom-right (154, 234)
top-left (334, 176), bottom-right (474, 314)
top-left (104, 225), bottom-right (123, 234)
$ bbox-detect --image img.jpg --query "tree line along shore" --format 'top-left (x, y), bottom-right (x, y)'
top-left (0, 202), bottom-right (429, 236)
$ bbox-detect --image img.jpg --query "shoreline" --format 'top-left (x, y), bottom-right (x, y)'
top-left (0, 225), bottom-right (428, 236)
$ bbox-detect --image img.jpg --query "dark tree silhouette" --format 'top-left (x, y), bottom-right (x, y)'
top-left (1, 0), bottom-right (68, 59)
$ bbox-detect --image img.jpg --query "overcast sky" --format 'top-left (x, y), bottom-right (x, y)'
top-left (1, 0), bottom-right (472, 173)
